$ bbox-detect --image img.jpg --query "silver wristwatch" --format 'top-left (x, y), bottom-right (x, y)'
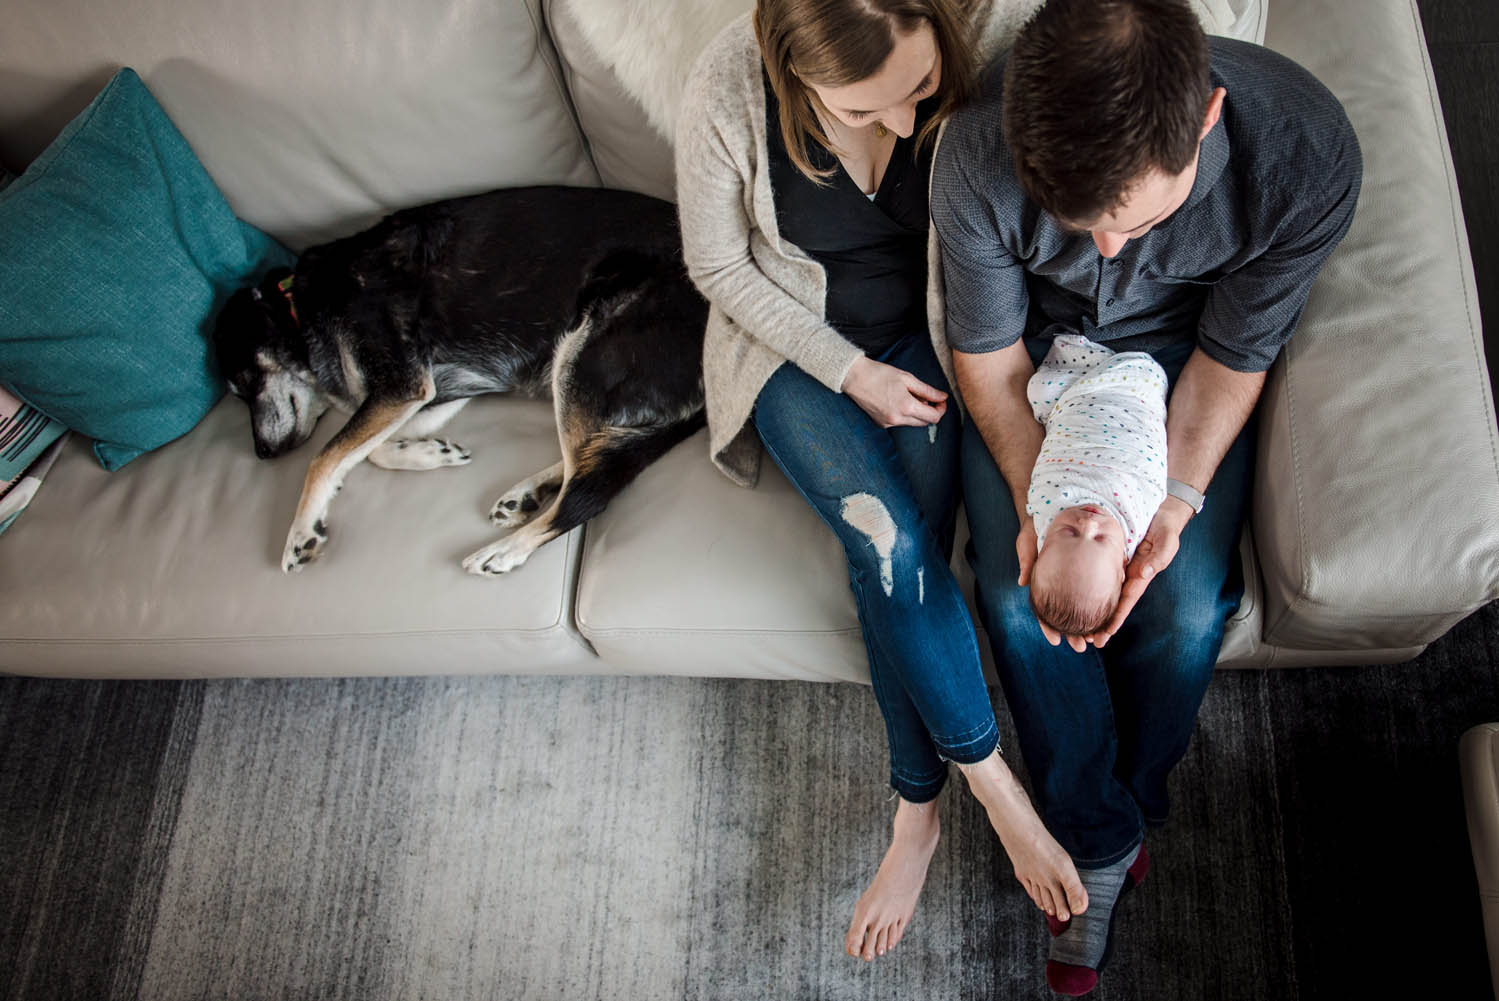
top-left (1166, 478), bottom-right (1206, 515)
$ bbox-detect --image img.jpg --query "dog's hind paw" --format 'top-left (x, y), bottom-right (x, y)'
top-left (490, 493), bottom-right (541, 528)
top-left (461, 536), bottom-right (536, 577)
top-left (283, 520), bottom-right (329, 572)
top-left (490, 482), bottom-right (559, 528)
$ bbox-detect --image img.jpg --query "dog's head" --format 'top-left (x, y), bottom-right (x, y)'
top-left (214, 268), bottom-right (329, 459)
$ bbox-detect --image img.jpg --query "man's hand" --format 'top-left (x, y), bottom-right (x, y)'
top-left (842, 356), bottom-right (948, 428)
top-left (1017, 516), bottom-right (1092, 653)
top-left (1089, 496), bottom-right (1196, 647)
top-left (1016, 515), bottom-right (1039, 588)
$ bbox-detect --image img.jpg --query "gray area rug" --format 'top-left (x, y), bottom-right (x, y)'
top-left (4, 602), bottom-right (1497, 1000)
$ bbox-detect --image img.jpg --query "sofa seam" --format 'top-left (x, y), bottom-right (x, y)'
top-left (526, 0), bottom-right (603, 186)
top-left (1271, 329), bottom-right (1312, 639)
top-left (582, 626), bottom-right (864, 639)
top-left (562, 522), bottom-right (599, 655)
top-left (0, 623), bottom-right (588, 645)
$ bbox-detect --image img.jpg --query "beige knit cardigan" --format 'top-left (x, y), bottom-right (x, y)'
top-left (674, 9), bottom-right (1019, 487)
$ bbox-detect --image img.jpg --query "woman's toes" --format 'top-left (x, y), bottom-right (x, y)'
top-left (845, 918), bottom-right (866, 957)
top-left (889, 918), bottom-right (906, 950)
top-left (1066, 877), bottom-right (1089, 916)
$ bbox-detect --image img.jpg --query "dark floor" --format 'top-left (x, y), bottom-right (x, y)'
top-left (1417, 0), bottom-right (1498, 390)
top-left (2, 603), bottom-right (1497, 1001)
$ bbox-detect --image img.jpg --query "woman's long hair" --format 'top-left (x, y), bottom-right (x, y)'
top-left (755, 0), bottom-right (979, 182)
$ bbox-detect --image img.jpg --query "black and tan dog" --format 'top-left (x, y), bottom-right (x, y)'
top-left (214, 186), bottom-right (707, 575)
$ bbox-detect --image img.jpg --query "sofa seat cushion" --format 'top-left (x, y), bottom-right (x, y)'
top-left (575, 429), bottom-right (1263, 680)
top-left (575, 430), bottom-right (867, 682)
top-left (0, 397), bottom-right (594, 678)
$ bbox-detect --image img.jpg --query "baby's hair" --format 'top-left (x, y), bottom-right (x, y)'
top-left (1029, 576), bottom-right (1118, 637)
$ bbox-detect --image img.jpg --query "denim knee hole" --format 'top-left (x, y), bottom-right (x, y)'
top-left (839, 492), bottom-right (900, 597)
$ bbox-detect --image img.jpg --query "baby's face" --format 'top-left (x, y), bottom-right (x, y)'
top-left (1035, 505), bottom-right (1128, 606)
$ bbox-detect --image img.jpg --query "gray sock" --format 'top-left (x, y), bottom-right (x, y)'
top-left (1048, 842), bottom-right (1142, 971)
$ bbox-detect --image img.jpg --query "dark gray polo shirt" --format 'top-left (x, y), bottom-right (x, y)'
top-left (932, 37), bottom-right (1362, 373)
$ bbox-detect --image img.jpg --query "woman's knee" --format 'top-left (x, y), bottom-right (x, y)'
top-left (837, 491), bottom-right (934, 597)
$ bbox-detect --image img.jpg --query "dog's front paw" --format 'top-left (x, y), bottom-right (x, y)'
top-left (283, 520), bottom-right (329, 572)
top-left (371, 438), bottom-right (472, 471)
top-left (461, 537), bottom-right (533, 577)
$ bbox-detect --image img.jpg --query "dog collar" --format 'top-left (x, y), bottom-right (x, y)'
top-left (277, 273), bottom-right (299, 327)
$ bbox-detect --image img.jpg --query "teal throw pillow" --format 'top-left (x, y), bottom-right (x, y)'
top-left (0, 68), bottom-right (294, 470)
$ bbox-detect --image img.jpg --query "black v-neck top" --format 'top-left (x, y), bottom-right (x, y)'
top-left (765, 76), bottom-right (937, 356)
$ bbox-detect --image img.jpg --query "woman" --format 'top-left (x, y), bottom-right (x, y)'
top-left (674, 0), bottom-right (1087, 962)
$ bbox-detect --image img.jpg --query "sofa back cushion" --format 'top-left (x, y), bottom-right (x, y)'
top-left (0, 0), bottom-right (600, 251)
top-left (546, 0), bottom-right (1267, 200)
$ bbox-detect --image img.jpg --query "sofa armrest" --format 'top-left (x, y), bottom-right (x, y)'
top-left (1461, 725), bottom-right (1499, 1001)
top-left (1251, 0), bottom-right (1499, 653)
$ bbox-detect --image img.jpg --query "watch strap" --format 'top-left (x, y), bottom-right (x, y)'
top-left (1166, 478), bottom-right (1205, 514)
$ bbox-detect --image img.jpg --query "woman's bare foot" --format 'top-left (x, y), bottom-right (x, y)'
top-left (957, 751), bottom-right (1088, 921)
top-left (845, 797), bottom-right (940, 961)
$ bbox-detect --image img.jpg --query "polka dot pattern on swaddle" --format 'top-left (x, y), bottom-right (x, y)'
top-left (1025, 334), bottom-right (1169, 557)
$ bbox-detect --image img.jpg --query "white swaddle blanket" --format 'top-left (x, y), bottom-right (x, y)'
top-left (1026, 335), bottom-right (1169, 558)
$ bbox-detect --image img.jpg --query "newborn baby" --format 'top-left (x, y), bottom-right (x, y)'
top-left (1026, 334), bottom-right (1169, 636)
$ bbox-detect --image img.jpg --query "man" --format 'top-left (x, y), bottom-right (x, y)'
top-left (930, 0), bottom-right (1360, 994)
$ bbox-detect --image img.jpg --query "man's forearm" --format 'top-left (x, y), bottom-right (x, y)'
top-left (1165, 348), bottom-right (1267, 503)
top-left (954, 344), bottom-right (1044, 514)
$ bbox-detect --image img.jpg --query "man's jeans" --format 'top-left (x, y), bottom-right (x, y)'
top-left (755, 333), bottom-right (998, 803)
top-left (962, 336), bottom-right (1252, 867)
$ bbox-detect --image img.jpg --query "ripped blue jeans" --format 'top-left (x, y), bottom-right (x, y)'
top-left (754, 332), bottom-right (997, 802)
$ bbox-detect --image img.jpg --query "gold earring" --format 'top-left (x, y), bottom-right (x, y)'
top-left (875, 122), bottom-right (889, 138)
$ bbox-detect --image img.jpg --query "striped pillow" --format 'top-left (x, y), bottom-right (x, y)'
top-left (0, 385), bottom-right (67, 535)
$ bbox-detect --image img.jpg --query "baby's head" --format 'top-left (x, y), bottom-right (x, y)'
top-left (1030, 504), bottom-right (1128, 636)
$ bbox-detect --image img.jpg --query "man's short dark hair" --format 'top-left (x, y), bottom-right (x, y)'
top-left (1002, 0), bottom-right (1212, 224)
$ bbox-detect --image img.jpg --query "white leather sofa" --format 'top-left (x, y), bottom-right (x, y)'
top-left (0, 0), bottom-right (1493, 680)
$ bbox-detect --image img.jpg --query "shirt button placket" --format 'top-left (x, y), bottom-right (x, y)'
top-left (1104, 257), bottom-right (1121, 316)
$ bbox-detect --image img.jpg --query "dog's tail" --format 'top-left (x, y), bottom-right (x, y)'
top-left (548, 413), bottom-right (706, 537)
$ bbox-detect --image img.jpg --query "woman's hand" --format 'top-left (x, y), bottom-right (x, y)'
top-left (841, 356), bottom-right (948, 428)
